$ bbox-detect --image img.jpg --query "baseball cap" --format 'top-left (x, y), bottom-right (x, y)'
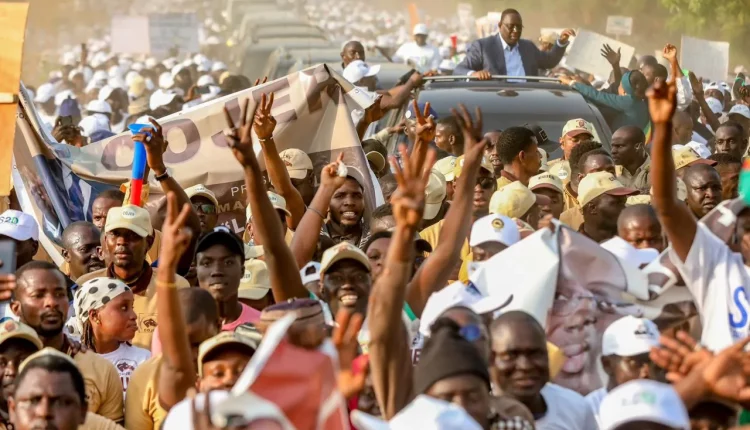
top-left (105, 205), bottom-right (153, 238)
top-left (562, 118), bottom-right (595, 138)
top-left (598, 380), bottom-right (689, 430)
top-left (351, 395), bottom-right (482, 430)
top-left (300, 261), bottom-right (322, 285)
top-left (0, 320), bottom-right (42, 351)
top-left (469, 214), bottom-right (520, 247)
top-left (453, 155), bottom-right (493, 179)
top-left (0, 210), bottom-right (39, 242)
top-left (149, 89), bottom-right (178, 111)
top-left (34, 83), bottom-right (56, 103)
top-left (672, 146), bottom-right (717, 170)
top-left (601, 236), bottom-right (659, 269)
top-left (601, 315), bottom-right (660, 357)
top-left (185, 184), bottom-right (219, 207)
top-left (246, 191), bottom-right (292, 220)
top-left (363, 139), bottom-right (387, 173)
top-left (419, 281), bottom-right (511, 337)
top-left (211, 61), bottom-right (228, 73)
top-left (20, 347), bottom-right (76, 373)
top-left (343, 60), bottom-right (381, 84)
top-left (320, 241), bottom-right (371, 275)
top-left (433, 156), bottom-right (458, 182)
top-left (413, 23), bottom-right (429, 36)
top-left (59, 97), bottom-right (81, 118)
top-left (524, 123), bottom-right (557, 148)
top-left (704, 97), bottom-right (723, 115)
top-left (279, 148), bottom-right (313, 180)
top-left (54, 90), bottom-right (75, 107)
top-left (197, 331), bottom-right (261, 377)
top-left (405, 102), bottom-right (438, 121)
top-left (239, 259), bottom-right (271, 301)
top-left (729, 104), bottom-right (750, 120)
top-left (489, 182), bottom-right (538, 219)
top-left (425, 171), bottom-right (447, 220)
top-left (529, 172), bottom-right (563, 194)
top-left (85, 99), bottom-right (112, 115)
top-left (98, 85), bottom-right (115, 102)
top-left (196, 226), bottom-right (244, 258)
top-left (577, 172), bottom-right (638, 207)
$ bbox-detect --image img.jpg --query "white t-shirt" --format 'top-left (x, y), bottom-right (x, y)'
top-left (535, 383), bottom-right (597, 430)
top-left (584, 387), bottom-right (606, 428)
top-left (670, 223), bottom-right (750, 351)
top-left (99, 343), bottom-right (151, 396)
top-left (392, 42), bottom-right (442, 73)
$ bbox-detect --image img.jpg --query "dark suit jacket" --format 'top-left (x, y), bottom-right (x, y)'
top-left (453, 36), bottom-right (567, 76)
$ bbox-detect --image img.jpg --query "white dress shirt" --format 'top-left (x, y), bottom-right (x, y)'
top-left (392, 42), bottom-right (442, 73)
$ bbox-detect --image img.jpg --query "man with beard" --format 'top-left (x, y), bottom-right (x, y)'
top-left (10, 262), bottom-right (123, 423)
top-left (61, 221), bottom-right (105, 282)
top-left (682, 164), bottom-right (722, 219)
top-left (611, 126), bottom-right (650, 191)
top-left (577, 172), bottom-right (638, 243)
top-left (490, 311), bottom-right (595, 428)
top-left (325, 174), bottom-right (367, 248)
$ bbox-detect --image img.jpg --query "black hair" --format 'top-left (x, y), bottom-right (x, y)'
top-left (379, 174), bottom-right (397, 196)
top-left (490, 310), bottom-right (546, 339)
top-left (62, 221), bottom-right (100, 248)
top-left (15, 355), bottom-right (86, 405)
top-left (577, 148), bottom-right (612, 174)
top-left (436, 117), bottom-right (465, 148)
top-left (94, 189), bottom-right (125, 205)
top-left (313, 234), bottom-right (335, 262)
top-left (15, 261), bottom-right (64, 299)
top-left (617, 204), bottom-right (659, 231)
top-left (371, 203), bottom-right (393, 219)
top-left (708, 152), bottom-right (742, 166)
top-left (683, 163), bottom-right (720, 187)
top-left (497, 126), bottom-right (536, 165)
top-left (639, 55), bottom-right (658, 67)
top-left (178, 288), bottom-right (219, 326)
top-left (716, 120), bottom-right (745, 137)
top-left (628, 70), bottom-right (649, 99)
top-left (499, 8), bottom-right (520, 22)
top-left (568, 141), bottom-right (603, 175)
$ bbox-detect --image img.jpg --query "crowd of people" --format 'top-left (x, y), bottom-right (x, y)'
top-left (8, 3), bottom-right (750, 430)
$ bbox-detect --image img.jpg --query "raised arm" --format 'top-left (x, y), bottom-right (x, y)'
top-left (156, 192), bottom-right (195, 409)
top-left (565, 78), bottom-right (632, 112)
top-left (254, 93), bottom-right (306, 230)
top-left (663, 43), bottom-right (694, 111)
top-left (289, 154), bottom-right (346, 267)
top-left (368, 142), bottom-right (435, 419)
top-left (406, 105), bottom-right (486, 316)
top-left (224, 100), bottom-right (307, 301)
top-left (536, 29), bottom-right (575, 70)
top-left (601, 44), bottom-right (623, 89)
top-left (649, 79), bottom-right (698, 262)
top-left (135, 119), bottom-right (200, 275)
top-left (688, 72), bottom-right (722, 133)
top-left (379, 72), bottom-right (423, 112)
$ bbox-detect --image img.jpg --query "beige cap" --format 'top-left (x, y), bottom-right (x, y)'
top-left (279, 148), bottom-right (313, 180)
top-left (185, 184), bottom-right (219, 207)
top-left (239, 259), bottom-right (271, 300)
top-left (489, 181), bottom-right (538, 219)
top-left (19, 347), bottom-right (75, 373)
top-left (626, 195), bottom-right (651, 206)
top-left (672, 146), bottom-right (717, 171)
top-left (0, 320), bottom-right (42, 351)
top-left (197, 331), bottom-right (261, 377)
top-left (424, 171), bottom-right (447, 220)
top-left (538, 148), bottom-right (550, 171)
top-left (578, 172), bottom-right (638, 207)
top-left (246, 191), bottom-right (292, 220)
top-left (529, 172), bottom-right (563, 194)
top-left (366, 151), bottom-right (387, 173)
top-left (320, 241), bottom-right (371, 275)
top-left (562, 118), bottom-right (595, 138)
top-left (453, 154), bottom-right (494, 179)
top-left (105, 205), bottom-right (153, 237)
top-left (244, 243), bottom-right (265, 259)
top-left (433, 156), bottom-right (458, 182)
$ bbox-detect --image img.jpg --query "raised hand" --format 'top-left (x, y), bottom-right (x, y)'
top-left (646, 79), bottom-right (678, 124)
top-left (320, 152), bottom-right (347, 190)
top-left (412, 100), bottom-right (436, 143)
top-left (688, 72), bottom-right (704, 98)
top-left (132, 118), bottom-right (169, 174)
top-left (253, 92), bottom-right (276, 140)
top-left (389, 144), bottom-right (435, 231)
top-left (649, 331), bottom-right (713, 382)
top-left (253, 76), bottom-right (268, 87)
top-left (451, 104), bottom-right (487, 162)
top-left (600, 44), bottom-right (621, 66)
top-left (159, 191), bottom-right (194, 269)
top-left (662, 43), bottom-right (678, 62)
top-left (702, 336), bottom-right (750, 402)
top-left (223, 98), bottom-right (258, 168)
top-left (559, 28), bottom-right (576, 44)
top-left (333, 309), bottom-right (367, 399)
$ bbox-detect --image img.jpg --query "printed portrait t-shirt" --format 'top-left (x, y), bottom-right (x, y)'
top-left (670, 223), bottom-right (750, 351)
top-left (99, 343), bottom-right (152, 398)
top-left (535, 383), bottom-right (597, 430)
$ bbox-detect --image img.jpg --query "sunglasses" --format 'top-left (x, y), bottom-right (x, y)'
top-left (192, 203), bottom-right (216, 214)
top-left (502, 23), bottom-right (524, 32)
top-left (476, 177), bottom-right (496, 190)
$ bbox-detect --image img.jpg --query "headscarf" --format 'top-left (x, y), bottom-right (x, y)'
top-left (621, 70), bottom-right (634, 97)
top-left (65, 277), bottom-right (131, 337)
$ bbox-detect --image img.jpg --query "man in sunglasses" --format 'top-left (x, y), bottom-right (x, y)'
top-left (454, 8), bottom-right (575, 79)
top-left (585, 316), bottom-right (661, 426)
top-left (186, 184), bottom-right (220, 235)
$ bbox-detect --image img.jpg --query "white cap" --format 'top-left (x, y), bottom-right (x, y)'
top-left (150, 89), bottom-right (178, 110)
top-left (352, 395), bottom-right (481, 430)
top-left (343, 60), bottom-right (381, 84)
top-left (85, 99), bottom-right (112, 115)
top-left (601, 236), bottom-right (659, 269)
top-left (300, 261), bottom-right (321, 285)
top-left (0, 210), bottom-right (39, 242)
top-left (704, 97), bottom-right (723, 115)
top-left (729, 104), bottom-right (750, 119)
top-left (599, 380), bottom-right (689, 430)
top-left (34, 83), bottom-right (56, 103)
top-left (145, 57), bottom-right (158, 69)
top-left (98, 85), bottom-right (115, 102)
top-left (602, 315), bottom-right (660, 356)
top-left (78, 114), bottom-right (111, 137)
top-left (211, 61), bottom-right (228, 72)
top-left (159, 72), bottom-right (175, 89)
top-left (54, 90), bottom-right (75, 107)
top-left (419, 281), bottom-right (509, 337)
top-left (469, 214), bottom-right (520, 248)
top-left (197, 75), bottom-right (215, 87)
top-left (413, 23), bottom-right (429, 35)
top-left (171, 64), bottom-right (185, 78)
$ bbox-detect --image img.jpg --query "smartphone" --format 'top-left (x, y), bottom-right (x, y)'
top-left (60, 116), bottom-right (73, 127)
top-left (195, 85), bottom-right (211, 95)
top-left (0, 239), bottom-right (17, 275)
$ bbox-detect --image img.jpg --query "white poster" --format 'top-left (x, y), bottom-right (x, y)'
top-left (565, 29), bottom-right (635, 78)
top-left (110, 16), bottom-right (150, 54)
top-left (680, 35), bottom-right (729, 82)
top-left (606, 16), bottom-right (633, 36)
top-left (149, 13), bottom-right (199, 55)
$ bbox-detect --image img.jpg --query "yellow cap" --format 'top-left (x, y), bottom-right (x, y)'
top-left (0, 320), bottom-right (42, 351)
top-left (424, 171), bottom-right (447, 220)
top-left (578, 172), bottom-right (638, 207)
top-left (672, 146), bottom-right (718, 171)
top-left (489, 181), bottom-right (537, 219)
top-left (246, 191), bottom-right (292, 220)
top-left (105, 205), bottom-right (153, 237)
top-left (529, 172), bottom-right (563, 194)
top-left (239, 259), bottom-right (271, 300)
top-left (185, 184), bottom-right (219, 207)
top-left (19, 347), bottom-right (75, 373)
top-left (433, 156), bottom-right (457, 182)
top-left (562, 118), bottom-right (595, 138)
top-left (320, 241), bottom-right (371, 275)
top-left (279, 149), bottom-right (313, 180)
top-left (197, 331), bottom-right (261, 377)
top-left (453, 155), bottom-right (494, 179)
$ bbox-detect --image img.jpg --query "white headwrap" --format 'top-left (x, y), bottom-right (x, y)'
top-left (65, 277), bottom-right (131, 337)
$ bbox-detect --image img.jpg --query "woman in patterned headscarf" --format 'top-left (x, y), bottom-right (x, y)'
top-left (70, 277), bottom-right (151, 395)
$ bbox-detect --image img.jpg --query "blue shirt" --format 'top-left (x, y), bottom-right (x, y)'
top-left (500, 35), bottom-right (525, 77)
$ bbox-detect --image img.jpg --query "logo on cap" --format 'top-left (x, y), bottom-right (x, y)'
top-left (3, 320), bottom-right (16, 332)
top-left (491, 218), bottom-right (504, 230)
top-left (539, 129), bottom-right (548, 141)
top-left (0, 217), bottom-right (19, 225)
top-left (634, 323), bottom-right (656, 337)
top-left (577, 119), bottom-right (586, 128)
top-left (122, 208), bottom-right (137, 219)
top-left (557, 170), bottom-right (569, 180)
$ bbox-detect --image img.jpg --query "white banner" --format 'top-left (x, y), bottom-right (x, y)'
top-left (565, 29), bottom-right (635, 78)
top-left (605, 16), bottom-right (633, 36)
top-left (110, 13), bottom-right (199, 55)
top-left (110, 16), bottom-right (150, 54)
top-left (680, 35), bottom-right (730, 82)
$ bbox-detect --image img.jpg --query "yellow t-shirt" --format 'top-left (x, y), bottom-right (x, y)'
top-left (548, 159), bottom-right (571, 183)
top-left (74, 351), bottom-right (124, 424)
top-left (82, 412), bottom-right (126, 430)
top-left (419, 220), bottom-right (471, 276)
top-left (496, 176), bottom-right (513, 190)
top-left (76, 268), bottom-right (189, 349)
top-left (125, 355), bottom-right (167, 430)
